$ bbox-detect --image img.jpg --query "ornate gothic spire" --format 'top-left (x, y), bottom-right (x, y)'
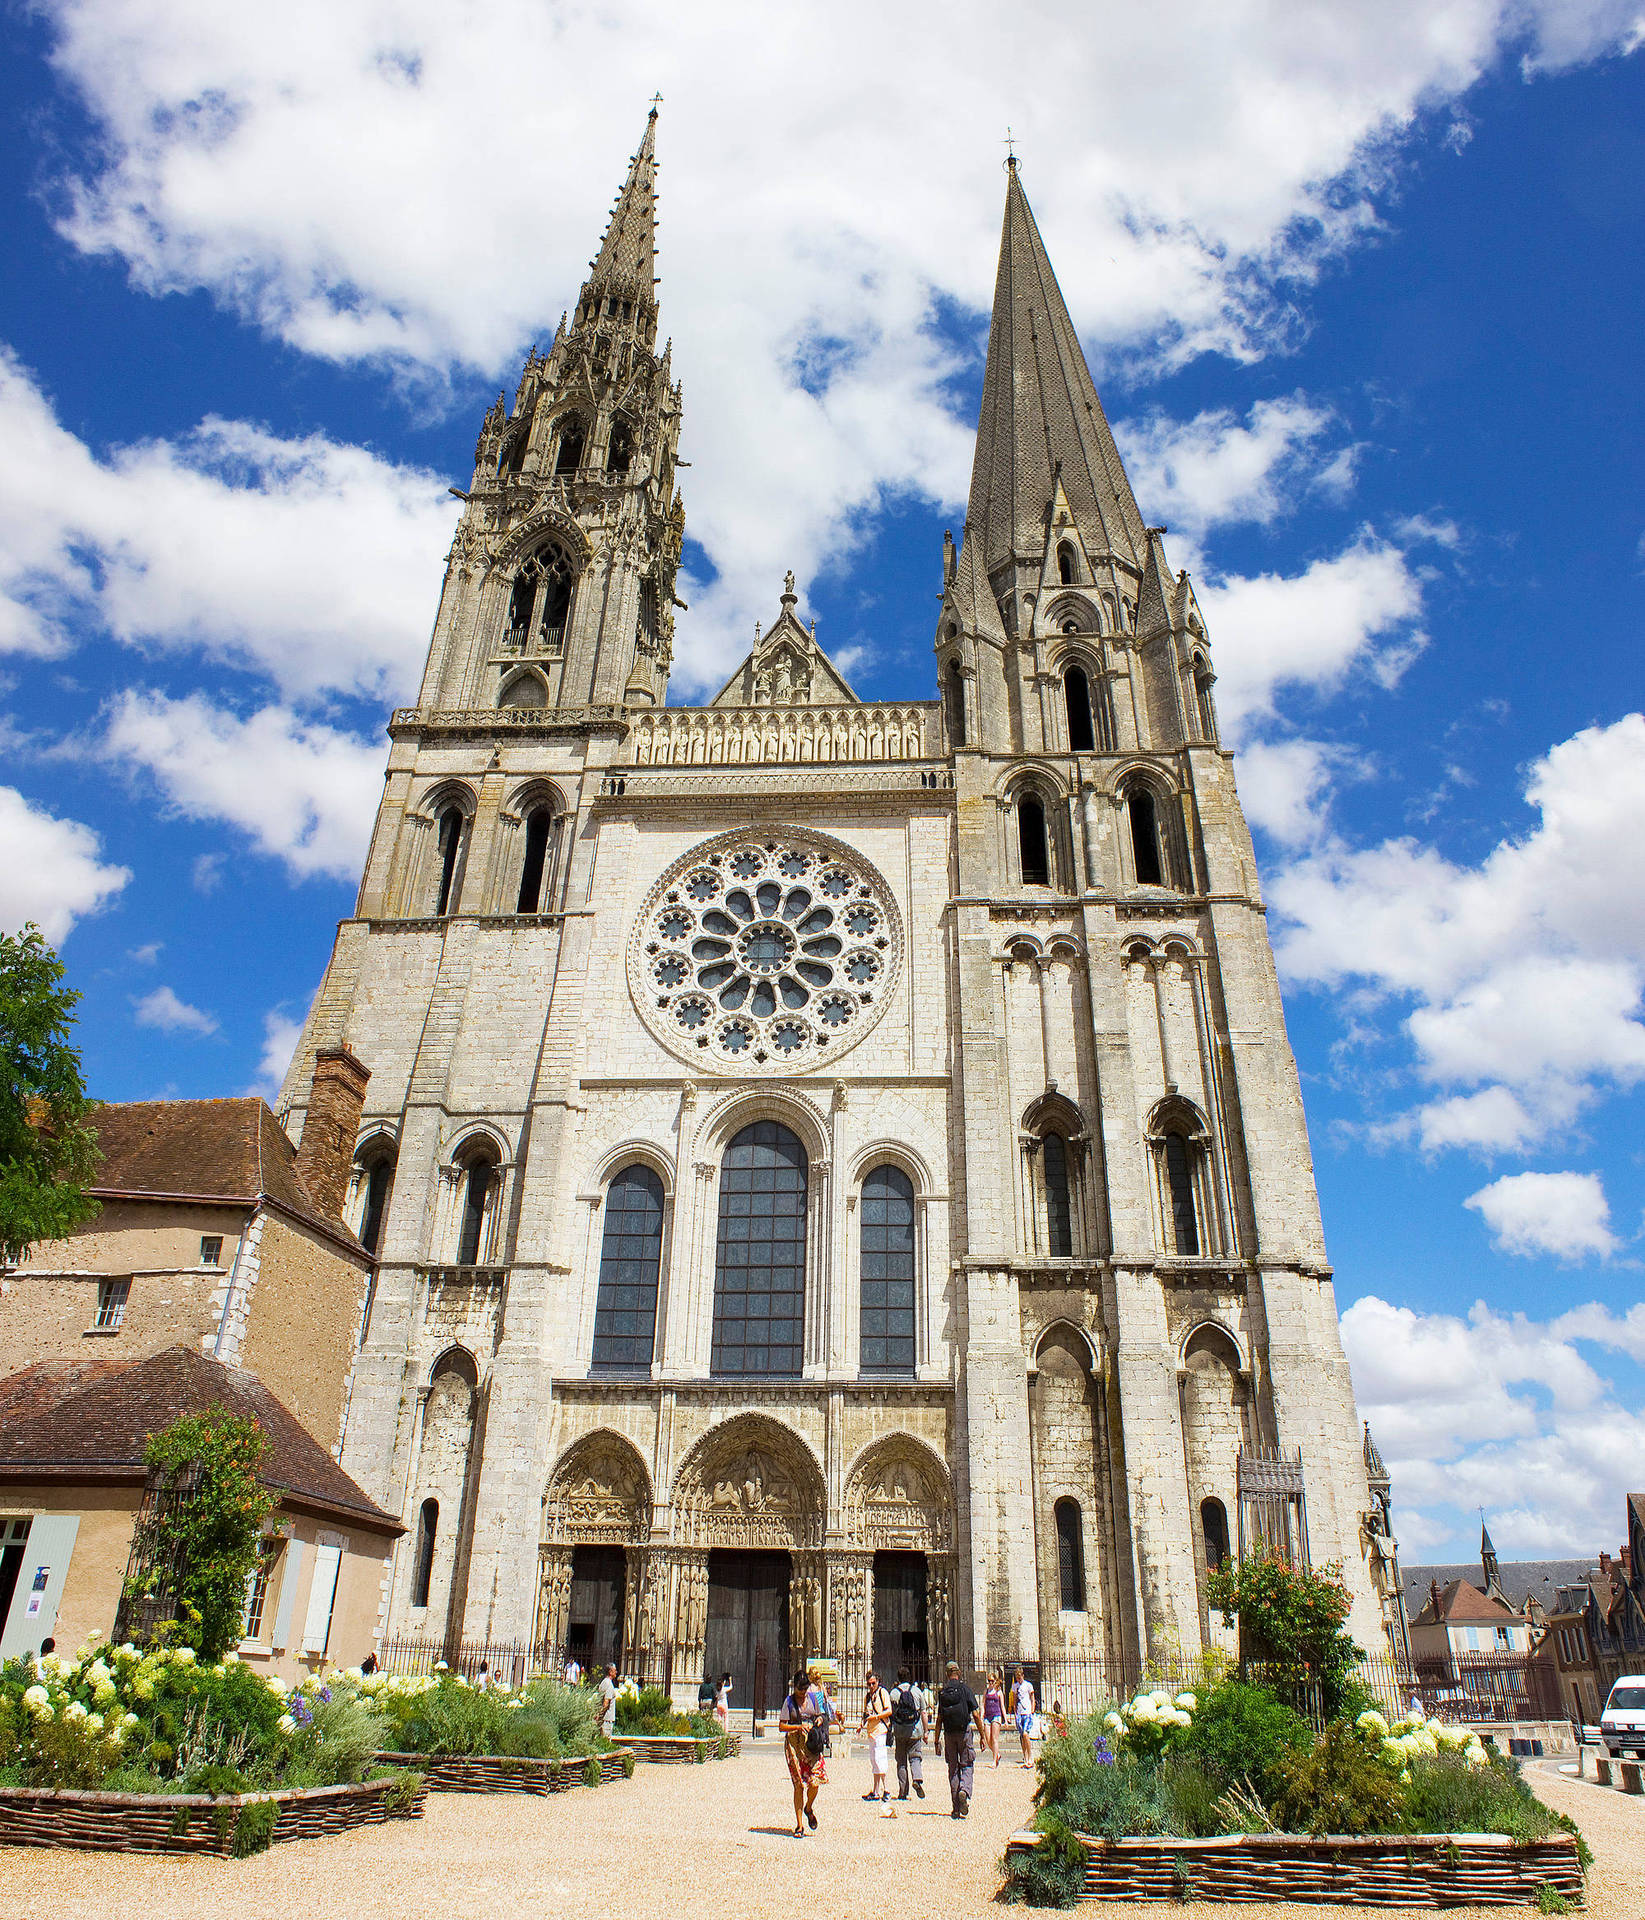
top-left (963, 159), bottom-right (1146, 578)
top-left (575, 105), bottom-right (660, 338)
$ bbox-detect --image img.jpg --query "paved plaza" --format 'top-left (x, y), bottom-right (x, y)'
top-left (0, 1742), bottom-right (1637, 1918)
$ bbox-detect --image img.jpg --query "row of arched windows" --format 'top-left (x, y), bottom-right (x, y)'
top-left (1008, 777), bottom-right (1182, 894)
top-left (423, 792), bottom-right (564, 919)
top-left (587, 1124), bottom-right (920, 1379)
top-left (500, 410), bottom-right (636, 482)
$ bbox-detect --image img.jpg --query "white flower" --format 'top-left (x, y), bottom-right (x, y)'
top-left (223, 1652), bottom-right (239, 1665)
top-left (1464, 1745), bottom-right (1489, 1769)
top-left (265, 1677), bottom-right (287, 1696)
top-left (86, 1712), bottom-right (104, 1733)
top-left (85, 1659), bottom-right (112, 1687)
top-left (278, 1714), bottom-right (297, 1734)
top-left (121, 1712), bottom-right (140, 1730)
top-left (434, 1660), bottom-right (449, 1671)
top-left (1357, 1710), bottom-right (1389, 1738)
top-left (22, 1685), bottom-right (51, 1717)
top-left (1174, 1692), bottom-right (1197, 1711)
top-left (63, 1700), bottom-right (88, 1723)
top-left (173, 1647), bottom-right (196, 1666)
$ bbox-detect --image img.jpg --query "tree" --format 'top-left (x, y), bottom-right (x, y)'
top-left (0, 923), bottom-right (101, 1266)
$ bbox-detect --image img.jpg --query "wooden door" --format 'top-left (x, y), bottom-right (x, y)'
top-left (704, 1549), bottom-right (790, 1703)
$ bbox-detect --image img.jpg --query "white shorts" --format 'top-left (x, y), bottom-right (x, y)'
top-left (870, 1728), bottom-right (889, 1770)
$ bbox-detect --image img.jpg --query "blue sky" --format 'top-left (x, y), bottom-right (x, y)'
top-left (2, 0), bottom-right (1642, 1567)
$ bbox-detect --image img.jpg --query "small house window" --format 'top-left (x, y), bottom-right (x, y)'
top-left (1164, 1132), bottom-right (1200, 1255)
top-left (93, 1277), bottom-right (130, 1330)
top-left (1128, 790), bottom-right (1163, 887)
top-left (1043, 1134), bottom-right (1073, 1256)
top-left (199, 1235), bottom-right (223, 1267)
top-left (1018, 796), bottom-right (1050, 886)
top-left (1201, 1497), bottom-right (1230, 1569)
top-left (1055, 1498), bottom-right (1086, 1610)
top-left (411, 1498), bottom-right (437, 1608)
top-left (1064, 667), bottom-right (1095, 752)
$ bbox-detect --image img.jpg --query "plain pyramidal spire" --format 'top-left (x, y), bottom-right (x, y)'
top-left (578, 105), bottom-right (661, 326)
top-left (963, 157), bottom-right (1146, 576)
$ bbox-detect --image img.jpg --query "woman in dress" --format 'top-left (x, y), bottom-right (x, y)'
top-left (858, 1670), bottom-right (892, 1802)
top-left (982, 1671), bottom-right (1005, 1767)
top-left (779, 1666), bottom-right (832, 1836)
top-left (714, 1670), bottom-right (733, 1734)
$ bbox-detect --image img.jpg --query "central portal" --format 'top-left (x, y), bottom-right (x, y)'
top-left (704, 1548), bottom-right (790, 1708)
top-left (872, 1549), bottom-right (929, 1677)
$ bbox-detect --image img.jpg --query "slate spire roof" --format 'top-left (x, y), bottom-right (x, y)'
top-left (583, 105), bottom-right (660, 311)
top-left (963, 159), bottom-right (1147, 579)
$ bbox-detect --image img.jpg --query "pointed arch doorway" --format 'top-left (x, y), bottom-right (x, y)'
top-left (704, 1550), bottom-right (789, 1705)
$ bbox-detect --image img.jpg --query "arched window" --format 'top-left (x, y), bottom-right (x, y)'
top-left (502, 429), bottom-right (528, 477)
top-left (554, 415), bottom-right (586, 474)
top-left (411, 1498), bottom-right (437, 1608)
top-left (606, 416), bottom-right (634, 474)
top-left (516, 804), bottom-right (558, 914)
top-left (499, 671), bottom-right (546, 710)
top-left (1064, 667), bottom-right (1095, 753)
top-left (1201, 1496), bottom-right (1230, 1570)
top-left (711, 1121), bottom-right (806, 1377)
top-left (860, 1164), bottom-right (916, 1375)
top-left (1193, 656), bottom-right (1217, 742)
top-left (1055, 1498), bottom-right (1085, 1610)
top-left (357, 1153), bottom-right (395, 1257)
top-left (1043, 1133), bottom-right (1073, 1257)
top-left (1163, 1131), bottom-right (1200, 1256)
top-left (455, 1149), bottom-right (499, 1265)
top-left (1057, 542), bottom-right (1076, 586)
top-left (434, 805), bottom-right (467, 916)
top-left (1128, 789), bottom-right (1164, 887)
top-left (591, 1164), bottom-right (665, 1371)
top-left (945, 658), bottom-right (966, 747)
top-left (506, 547), bottom-right (573, 652)
top-left (1018, 796), bottom-right (1050, 886)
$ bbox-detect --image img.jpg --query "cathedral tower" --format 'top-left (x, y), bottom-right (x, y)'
top-left (279, 132), bottom-right (1383, 1686)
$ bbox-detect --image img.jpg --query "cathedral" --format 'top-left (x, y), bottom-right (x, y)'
top-left (278, 108), bottom-right (1385, 1694)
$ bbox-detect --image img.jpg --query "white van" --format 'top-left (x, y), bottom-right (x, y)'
top-left (1599, 1676), bottom-right (1645, 1758)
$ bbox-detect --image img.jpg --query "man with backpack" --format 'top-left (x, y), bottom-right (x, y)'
top-left (934, 1660), bottom-right (984, 1818)
top-left (887, 1664), bottom-right (927, 1800)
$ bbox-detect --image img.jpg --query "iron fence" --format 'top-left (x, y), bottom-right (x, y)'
top-left (375, 1634), bottom-right (534, 1689)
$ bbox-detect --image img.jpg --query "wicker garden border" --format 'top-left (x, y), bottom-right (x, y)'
top-left (622, 1733), bottom-right (742, 1764)
top-left (372, 1748), bottom-right (633, 1794)
top-left (1003, 1829), bottom-right (1585, 1907)
top-left (0, 1776), bottom-right (426, 1856)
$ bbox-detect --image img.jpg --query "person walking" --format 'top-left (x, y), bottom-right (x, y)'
top-left (858, 1670), bottom-right (892, 1802)
top-left (982, 1671), bottom-right (1005, 1767)
top-left (779, 1667), bottom-right (833, 1836)
top-left (934, 1660), bottom-right (983, 1818)
top-left (1011, 1666), bottom-right (1037, 1768)
top-left (596, 1662), bottom-right (619, 1740)
top-left (715, 1670), bottom-right (734, 1734)
top-left (563, 1654), bottom-right (582, 1687)
top-left (887, 1664), bottom-right (927, 1800)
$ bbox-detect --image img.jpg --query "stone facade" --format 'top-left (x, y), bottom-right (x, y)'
top-left (279, 119), bottom-right (1384, 1681)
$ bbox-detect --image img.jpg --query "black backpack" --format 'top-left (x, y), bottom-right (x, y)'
top-left (938, 1679), bottom-right (972, 1734)
top-left (889, 1683), bottom-right (922, 1729)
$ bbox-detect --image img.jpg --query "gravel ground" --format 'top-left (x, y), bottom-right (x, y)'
top-left (0, 1743), bottom-right (1634, 1918)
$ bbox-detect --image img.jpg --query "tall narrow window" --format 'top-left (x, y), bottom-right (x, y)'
top-left (508, 546), bottom-right (573, 652)
top-left (945, 659), bottom-right (966, 747)
top-left (1164, 1133), bottom-right (1199, 1255)
top-left (502, 429), bottom-right (528, 476)
top-left (1057, 542), bottom-right (1076, 585)
top-left (860, 1165), bottom-right (916, 1375)
top-left (411, 1498), bottom-right (438, 1608)
top-left (554, 415), bottom-right (586, 474)
top-left (456, 1153), bottom-right (497, 1265)
top-left (1201, 1497), bottom-right (1230, 1570)
top-left (606, 417), bottom-right (634, 474)
top-left (1055, 1499), bottom-right (1086, 1610)
top-left (591, 1164), bottom-right (665, 1371)
top-left (517, 806), bottom-right (555, 914)
top-left (1043, 1133), bottom-right (1073, 1256)
top-left (434, 805), bottom-right (466, 916)
top-left (1019, 796), bottom-right (1050, 886)
top-left (94, 1277), bottom-right (130, 1330)
top-left (1064, 667), bottom-right (1095, 752)
top-left (243, 1539), bottom-right (280, 1641)
top-left (1128, 789), bottom-right (1163, 887)
top-left (358, 1157), bottom-right (393, 1256)
top-left (711, 1121), bottom-right (806, 1378)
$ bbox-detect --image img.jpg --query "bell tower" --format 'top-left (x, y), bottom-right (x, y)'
top-left (416, 105), bottom-right (685, 717)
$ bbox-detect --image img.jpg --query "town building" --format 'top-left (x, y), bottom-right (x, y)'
top-left (1, 1050), bottom-right (374, 1452)
top-left (275, 111), bottom-right (1385, 1694)
top-left (1541, 1497), bottom-right (1645, 1721)
top-left (0, 1345), bottom-right (400, 1675)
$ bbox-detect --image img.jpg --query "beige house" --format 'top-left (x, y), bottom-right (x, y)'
top-left (1, 1049), bottom-right (373, 1452)
top-left (0, 1345), bottom-right (401, 1677)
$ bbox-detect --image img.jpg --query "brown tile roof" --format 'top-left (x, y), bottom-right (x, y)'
top-left (86, 1098), bottom-right (365, 1257)
top-left (0, 1345), bottom-right (400, 1533)
top-left (1411, 1578), bottom-right (1519, 1628)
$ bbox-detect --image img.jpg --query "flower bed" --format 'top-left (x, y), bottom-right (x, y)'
top-left (1003, 1828), bottom-right (1585, 1907)
top-left (373, 1748), bottom-right (632, 1793)
top-left (622, 1732), bottom-right (741, 1763)
top-left (0, 1775), bottom-right (425, 1856)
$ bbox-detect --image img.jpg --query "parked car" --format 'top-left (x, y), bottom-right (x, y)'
top-left (1598, 1676), bottom-right (1645, 1758)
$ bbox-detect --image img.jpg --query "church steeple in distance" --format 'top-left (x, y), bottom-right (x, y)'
top-left (422, 103), bottom-right (684, 716)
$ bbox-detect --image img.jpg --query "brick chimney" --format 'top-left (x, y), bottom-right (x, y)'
top-left (293, 1045), bottom-right (371, 1223)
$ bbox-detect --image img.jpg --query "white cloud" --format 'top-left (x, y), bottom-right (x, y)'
top-left (30, 0), bottom-right (1643, 691)
top-left (102, 689), bottom-right (383, 881)
top-left (1463, 1169), bottom-right (1619, 1261)
top-left (250, 1008), bottom-right (303, 1101)
top-left (1272, 713), bottom-right (1645, 1150)
top-left (127, 941), bottom-right (162, 964)
top-left (1343, 1292), bottom-right (1645, 1557)
top-left (132, 983), bottom-right (219, 1036)
top-left (1233, 738), bottom-right (1359, 847)
top-left (0, 784), bottom-right (130, 944)
top-left (0, 349), bottom-right (454, 703)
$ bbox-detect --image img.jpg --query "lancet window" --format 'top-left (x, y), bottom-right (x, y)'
top-left (860, 1164), bottom-right (916, 1375)
top-left (710, 1122), bottom-right (806, 1377)
top-left (433, 804), bottom-right (468, 916)
top-left (506, 546), bottom-right (573, 653)
top-left (1064, 665), bottom-right (1096, 752)
top-left (1055, 1498), bottom-right (1086, 1610)
top-left (554, 415), bottom-right (586, 475)
top-left (945, 658), bottom-right (967, 747)
top-left (1018, 796), bottom-right (1050, 886)
top-left (591, 1164), bottom-right (666, 1371)
top-left (454, 1144), bottom-right (500, 1265)
top-left (516, 804), bottom-right (560, 914)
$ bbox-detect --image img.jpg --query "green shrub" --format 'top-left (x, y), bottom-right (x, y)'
top-left (1181, 1681), bottom-right (1311, 1802)
top-left (1536, 1884), bottom-right (1573, 1914)
top-left (1156, 1756), bottom-right (1223, 1838)
top-left (582, 1756), bottom-right (601, 1787)
top-left (1000, 1812), bottom-right (1088, 1909)
top-left (1270, 1721), bottom-right (1402, 1836)
top-left (296, 1692), bottom-right (386, 1785)
top-left (230, 1798), bottom-right (279, 1857)
top-left (614, 1685), bottom-right (695, 1736)
top-left (1399, 1752), bottom-right (1563, 1844)
top-left (20, 1712), bottom-right (119, 1790)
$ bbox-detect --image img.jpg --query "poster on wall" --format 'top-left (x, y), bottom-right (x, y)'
top-left (24, 1566), bottom-right (50, 1618)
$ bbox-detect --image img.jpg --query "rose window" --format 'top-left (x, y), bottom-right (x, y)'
top-left (631, 832), bottom-right (901, 1072)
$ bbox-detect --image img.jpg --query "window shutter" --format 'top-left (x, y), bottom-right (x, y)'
top-left (301, 1543), bottom-right (342, 1655)
top-left (271, 1539), bottom-right (305, 1651)
top-left (0, 1515), bottom-right (80, 1660)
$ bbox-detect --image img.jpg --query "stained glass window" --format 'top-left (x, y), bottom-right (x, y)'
top-left (711, 1122), bottom-right (806, 1377)
top-left (860, 1164), bottom-right (916, 1374)
top-left (592, 1164), bottom-right (665, 1371)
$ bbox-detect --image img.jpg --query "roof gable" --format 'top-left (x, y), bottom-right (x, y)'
top-left (708, 575), bottom-right (860, 710)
